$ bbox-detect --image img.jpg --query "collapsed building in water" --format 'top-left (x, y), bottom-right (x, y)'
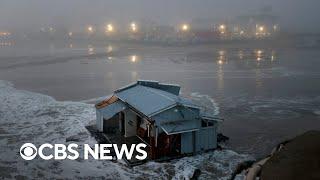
top-left (95, 80), bottom-right (222, 162)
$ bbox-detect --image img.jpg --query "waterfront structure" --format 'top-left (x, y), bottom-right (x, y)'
top-left (95, 80), bottom-right (222, 160)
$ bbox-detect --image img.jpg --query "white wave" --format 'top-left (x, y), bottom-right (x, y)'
top-left (80, 94), bottom-right (112, 104)
top-left (189, 92), bottom-right (220, 116)
top-left (0, 80), bottom-right (251, 179)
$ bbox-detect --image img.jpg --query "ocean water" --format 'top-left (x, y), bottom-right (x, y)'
top-left (0, 42), bottom-right (320, 178)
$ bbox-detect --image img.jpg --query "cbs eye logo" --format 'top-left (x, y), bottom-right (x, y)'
top-left (20, 143), bottom-right (37, 160)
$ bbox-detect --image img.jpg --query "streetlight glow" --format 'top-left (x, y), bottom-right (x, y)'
top-left (219, 24), bottom-right (226, 30)
top-left (218, 24), bottom-right (226, 34)
top-left (181, 24), bottom-right (189, 31)
top-left (130, 22), bottom-right (137, 32)
top-left (259, 26), bottom-right (264, 32)
top-left (87, 26), bottom-right (94, 33)
top-left (106, 24), bottom-right (114, 33)
top-left (130, 55), bottom-right (137, 62)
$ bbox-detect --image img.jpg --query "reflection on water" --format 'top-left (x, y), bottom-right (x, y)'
top-left (213, 49), bottom-right (277, 67)
top-left (217, 65), bottom-right (224, 93)
top-left (24, 43), bottom-right (277, 72)
top-left (88, 44), bottom-right (95, 55)
top-left (1, 42), bottom-right (318, 160)
top-left (130, 55), bottom-right (139, 63)
top-left (238, 50), bottom-right (244, 60)
top-left (255, 69), bottom-right (263, 89)
top-left (255, 50), bottom-right (263, 61)
top-left (216, 50), bottom-right (227, 65)
top-left (106, 45), bottom-right (113, 53)
top-left (271, 50), bottom-right (276, 61)
top-left (131, 71), bottom-right (138, 81)
top-left (0, 41), bottom-right (14, 46)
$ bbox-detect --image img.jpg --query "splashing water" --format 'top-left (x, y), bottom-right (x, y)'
top-left (0, 80), bottom-right (252, 179)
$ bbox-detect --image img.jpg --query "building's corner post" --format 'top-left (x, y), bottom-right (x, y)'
top-left (155, 126), bottom-right (158, 148)
top-left (96, 109), bottom-right (102, 132)
top-left (150, 124), bottom-right (158, 159)
top-left (192, 131), bottom-right (196, 154)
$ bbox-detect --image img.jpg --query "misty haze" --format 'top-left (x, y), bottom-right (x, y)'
top-left (0, 1), bottom-right (320, 180)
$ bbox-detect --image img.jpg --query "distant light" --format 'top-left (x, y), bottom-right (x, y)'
top-left (130, 22), bottom-right (137, 32)
top-left (259, 26), bottom-right (264, 32)
top-left (87, 26), bottom-right (94, 33)
top-left (219, 50), bottom-right (225, 56)
top-left (273, 25), bottom-right (278, 31)
top-left (0, 32), bottom-right (11, 36)
top-left (130, 55), bottom-right (137, 62)
top-left (257, 50), bottom-right (263, 54)
top-left (181, 24), bottom-right (189, 31)
top-left (68, 32), bottom-right (73, 36)
top-left (218, 24), bottom-right (226, 34)
top-left (106, 24), bottom-right (114, 33)
top-left (256, 50), bottom-right (263, 61)
top-left (240, 30), bottom-right (244, 35)
top-left (271, 51), bottom-right (276, 61)
top-left (239, 50), bottom-right (244, 59)
top-left (217, 60), bottom-right (224, 65)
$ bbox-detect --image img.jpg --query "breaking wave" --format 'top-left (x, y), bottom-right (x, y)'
top-left (189, 92), bottom-right (220, 116)
top-left (0, 80), bottom-right (252, 179)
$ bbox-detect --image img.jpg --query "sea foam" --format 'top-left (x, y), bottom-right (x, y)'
top-left (0, 80), bottom-right (252, 179)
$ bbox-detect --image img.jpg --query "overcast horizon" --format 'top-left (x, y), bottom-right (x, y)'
top-left (0, 0), bottom-right (320, 33)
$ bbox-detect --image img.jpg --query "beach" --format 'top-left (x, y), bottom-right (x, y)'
top-left (0, 41), bottom-right (319, 178)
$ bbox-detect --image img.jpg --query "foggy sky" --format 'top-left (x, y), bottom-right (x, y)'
top-left (1, 0), bottom-right (319, 33)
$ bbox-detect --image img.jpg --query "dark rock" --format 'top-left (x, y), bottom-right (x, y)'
top-left (191, 169), bottom-right (201, 180)
top-left (217, 133), bottom-right (229, 142)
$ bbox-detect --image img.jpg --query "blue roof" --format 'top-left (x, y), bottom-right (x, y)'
top-left (99, 100), bottom-right (127, 120)
top-left (115, 83), bottom-right (199, 117)
top-left (97, 80), bottom-right (222, 123)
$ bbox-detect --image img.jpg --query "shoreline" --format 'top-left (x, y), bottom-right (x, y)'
top-left (235, 130), bottom-right (320, 180)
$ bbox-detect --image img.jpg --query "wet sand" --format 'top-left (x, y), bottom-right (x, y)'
top-left (261, 130), bottom-right (320, 180)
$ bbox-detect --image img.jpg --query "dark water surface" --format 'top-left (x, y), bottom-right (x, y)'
top-left (1, 42), bottom-right (319, 157)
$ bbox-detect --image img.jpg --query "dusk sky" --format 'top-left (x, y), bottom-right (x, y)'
top-left (0, 0), bottom-right (319, 32)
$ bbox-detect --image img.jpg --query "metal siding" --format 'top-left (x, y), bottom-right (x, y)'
top-left (195, 131), bottom-right (202, 152)
top-left (195, 126), bottom-right (217, 151)
top-left (96, 110), bottom-right (103, 132)
top-left (212, 125), bottom-right (217, 149)
top-left (181, 132), bottom-right (193, 154)
top-left (124, 109), bottom-right (137, 137)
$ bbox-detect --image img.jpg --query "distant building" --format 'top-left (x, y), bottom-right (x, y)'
top-left (234, 13), bottom-right (279, 38)
top-left (95, 80), bottom-right (222, 161)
